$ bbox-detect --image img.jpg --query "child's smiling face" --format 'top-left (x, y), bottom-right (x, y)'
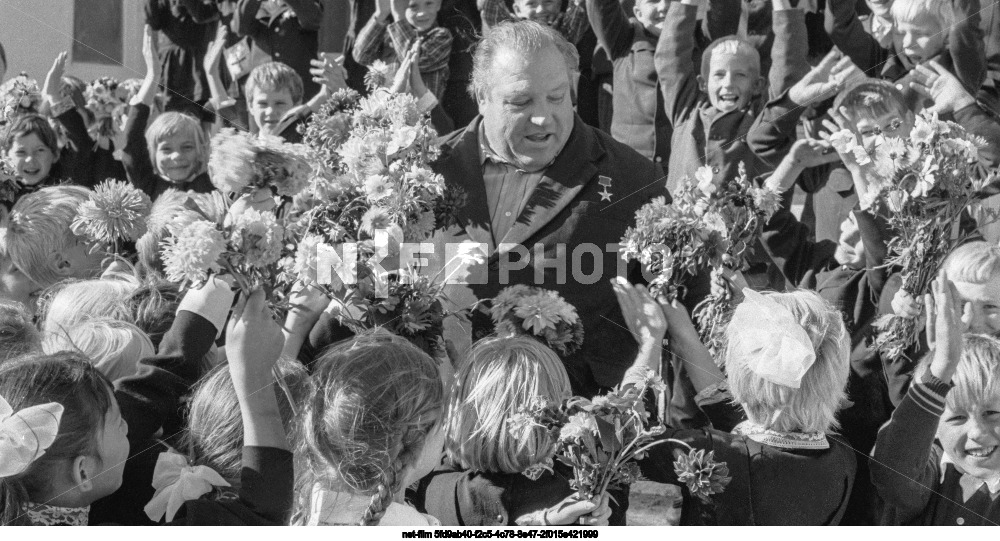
top-left (633, 0), bottom-right (669, 36)
top-left (952, 275), bottom-right (1000, 337)
top-left (893, 15), bottom-right (945, 66)
top-left (939, 398), bottom-right (1000, 481)
top-left (406, 0), bottom-right (441, 32)
top-left (701, 46), bottom-right (763, 114)
top-left (154, 132), bottom-right (200, 184)
top-left (6, 132), bottom-right (57, 186)
top-left (249, 87), bottom-right (295, 137)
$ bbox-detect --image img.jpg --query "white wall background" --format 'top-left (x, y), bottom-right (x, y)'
top-left (0, 0), bottom-right (145, 84)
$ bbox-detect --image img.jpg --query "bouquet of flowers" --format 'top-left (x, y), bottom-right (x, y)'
top-left (209, 128), bottom-right (314, 198)
top-left (70, 180), bottom-right (152, 255)
top-left (508, 370), bottom-right (731, 502)
top-left (83, 77), bottom-right (130, 147)
top-left (620, 164), bottom-right (780, 304)
top-left (489, 285), bottom-right (584, 356)
top-left (691, 164), bottom-right (781, 353)
top-left (830, 112), bottom-right (1000, 359)
top-left (1, 74), bottom-right (42, 123)
top-left (0, 159), bottom-right (22, 207)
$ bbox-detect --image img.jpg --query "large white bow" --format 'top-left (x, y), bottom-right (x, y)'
top-left (728, 289), bottom-right (817, 389)
top-left (144, 451), bottom-right (231, 522)
top-left (0, 395), bottom-right (63, 478)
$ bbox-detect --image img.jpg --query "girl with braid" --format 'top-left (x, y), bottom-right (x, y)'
top-left (294, 333), bottom-right (447, 526)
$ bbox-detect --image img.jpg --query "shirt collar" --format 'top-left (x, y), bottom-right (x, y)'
top-left (940, 452), bottom-right (1000, 501)
top-left (732, 420), bottom-right (829, 450)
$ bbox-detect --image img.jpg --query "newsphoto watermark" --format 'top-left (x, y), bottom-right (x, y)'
top-left (311, 230), bottom-right (668, 292)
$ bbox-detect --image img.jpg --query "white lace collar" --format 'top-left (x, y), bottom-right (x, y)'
top-left (732, 421), bottom-right (829, 450)
top-left (21, 503), bottom-right (90, 526)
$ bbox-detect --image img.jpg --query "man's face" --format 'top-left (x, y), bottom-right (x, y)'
top-left (939, 397), bottom-right (1000, 481)
top-left (701, 48), bottom-right (762, 114)
top-left (478, 46), bottom-right (574, 173)
top-left (249, 87), bottom-right (296, 136)
top-left (953, 276), bottom-right (1000, 336)
top-left (406, 0), bottom-right (441, 31)
top-left (632, 0), bottom-right (669, 36)
top-left (512, 0), bottom-right (561, 26)
top-left (894, 15), bottom-right (945, 65)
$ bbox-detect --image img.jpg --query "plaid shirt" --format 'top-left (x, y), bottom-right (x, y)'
top-left (353, 15), bottom-right (453, 100)
top-left (480, 0), bottom-right (589, 45)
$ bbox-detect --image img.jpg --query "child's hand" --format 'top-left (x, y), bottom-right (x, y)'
top-left (390, 47), bottom-right (416, 94)
top-left (42, 51), bottom-right (68, 104)
top-left (204, 22), bottom-right (228, 74)
top-left (891, 288), bottom-right (924, 319)
top-left (375, 0), bottom-right (392, 19)
top-left (788, 49), bottom-right (862, 106)
top-left (612, 277), bottom-right (668, 345)
top-left (284, 282), bottom-right (332, 340)
top-left (408, 44), bottom-right (429, 98)
top-left (311, 54), bottom-right (347, 92)
top-left (925, 270), bottom-right (965, 383)
top-left (789, 137), bottom-right (840, 169)
top-left (227, 288), bottom-right (285, 381)
top-left (910, 60), bottom-right (977, 116)
top-left (390, 0), bottom-right (408, 23)
top-left (516, 492), bottom-right (611, 526)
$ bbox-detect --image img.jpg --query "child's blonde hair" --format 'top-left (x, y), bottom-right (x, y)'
top-left (42, 318), bottom-right (154, 381)
top-left (144, 112), bottom-right (209, 180)
top-left (0, 298), bottom-right (40, 363)
top-left (700, 37), bottom-right (762, 79)
top-left (942, 241), bottom-right (1000, 285)
top-left (891, 0), bottom-right (955, 32)
top-left (296, 333), bottom-right (444, 526)
top-left (3, 186), bottom-right (92, 288)
top-left (943, 334), bottom-right (1000, 414)
top-left (38, 278), bottom-right (137, 338)
top-left (723, 289), bottom-right (850, 434)
top-left (446, 336), bottom-right (570, 474)
top-left (244, 61), bottom-right (304, 105)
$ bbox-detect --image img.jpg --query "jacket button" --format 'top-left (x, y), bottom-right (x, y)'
top-left (496, 514), bottom-right (505, 523)
top-left (957, 517), bottom-right (965, 525)
top-left (655, 156), bottom-right (663, 163)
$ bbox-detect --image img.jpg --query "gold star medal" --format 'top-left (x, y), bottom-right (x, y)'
top-left (598, 176), bottom-right (613, 202)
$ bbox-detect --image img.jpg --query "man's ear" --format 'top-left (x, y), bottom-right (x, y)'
top-left (697, 74), bottom-right (707, 93)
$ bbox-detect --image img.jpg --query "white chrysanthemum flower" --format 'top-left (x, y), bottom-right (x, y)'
top-left (230, 208), bottom-right (285, 268)
top-left (71, 180), bottom-right (152, 244)
top-left (161, 220), bottom-right (226, 283)
top-left (209, 128), bottom-right (256, 193)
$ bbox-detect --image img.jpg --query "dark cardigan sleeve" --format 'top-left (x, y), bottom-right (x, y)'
top-left (121, 103), bottom-right (160, 199)
top-left (760, 189), bottom-right (839, 286)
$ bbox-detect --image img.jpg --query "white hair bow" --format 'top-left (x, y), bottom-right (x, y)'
top-left (728, 289), bottom-right (816, 389)
top-left (0, 394), bottom-right (63, 479)
top-left (144, 451), bottom-right (231, 523)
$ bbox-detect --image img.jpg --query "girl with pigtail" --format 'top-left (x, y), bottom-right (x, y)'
top-left (293, 332), bottom-right (446, 526)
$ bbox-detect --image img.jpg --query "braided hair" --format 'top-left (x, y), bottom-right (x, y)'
top-left (295, 332), bottom-right (444, 525)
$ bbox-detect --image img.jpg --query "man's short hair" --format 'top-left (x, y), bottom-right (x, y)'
top-left (891, 0), bottom-right (955, 31)
top-left (244, 61), bottom-right (305, 104)
top-left (4, 186), bottom-right (91, 288)
top-left (469, 20), bottom-right (580, 101)
top-left (834, 78), bottom-right (909, 123)
top-left (700, 36), bottom-right (761, 80)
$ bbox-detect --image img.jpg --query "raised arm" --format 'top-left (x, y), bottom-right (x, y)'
top-left (553, 0), bottom-right (590, 46)
top-left (353, 6), bottom-right (391, 67)
top-left (655, 0), bottom-right (704, 125)
top-left (828, 0), bottom-right (886, 74)
top-left (233, 0), bottom-right (266, 37)
top-left (949, 0), bottom-right (987, 97)
top-left (480, 0), bottom-right (516, 28)
top-left (284, 0), bottom-right (324, 31)
top-left (767, 0), bottom-right (810, 99)
top-left (586, 0), bottom-right (634, 62)
top-left (122, 26), bottom-right (161, 197)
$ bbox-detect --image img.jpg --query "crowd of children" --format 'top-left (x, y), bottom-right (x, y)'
top-left (3, 0), bottom-right (1000, 528)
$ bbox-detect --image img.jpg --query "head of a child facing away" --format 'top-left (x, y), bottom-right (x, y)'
top-left (931, 335), bottom-right (1000, 480)
top-left (723, 289), bottom-right (851, 435)
top-left (699, 37), bottom-right (765, 114)
top-left (4, 186), bottom-right (105, 292)
top-left (245, 62), bottom-right (304, 137)
top-left (0, 352), bottom-right (129, 525)
top-left (2, 114), bottom-right (60, 187)
top-left (405, 0), bottom-right (442, 31)
top-left (145, 112), bottom-right (207, 185)
top-left (891, 0), bottom-right (952, 66)
top-left (296, 333), bottom-right (445, 526)
top-left (632, 0), bottom-right (669, 36)
top-left (942, 242), bottom-right (1000, 337)
top-left (512, 0), bottom-right (561, 27)
top-left (835, 78), bottom-right (915, 153)
top-left (446, 336), bottom-right (571, 474)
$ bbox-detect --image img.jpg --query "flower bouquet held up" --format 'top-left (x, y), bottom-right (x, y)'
top-left (83, 77), bottom-right (130, 149)
top-left (0, 74), bottom-right (42, 123)
top-left (690, 163), bottom-right (781, 354)
top-left (830, 112), bottom-right (1000, 359)
top-left (489, 285), bottom-right (585, 356)
top-left (70, 179), bottom-right (152, 257)
top-left (209, 128), bottom-right (314, 199)
top-left (508, 371), bottom-right (731, 502)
